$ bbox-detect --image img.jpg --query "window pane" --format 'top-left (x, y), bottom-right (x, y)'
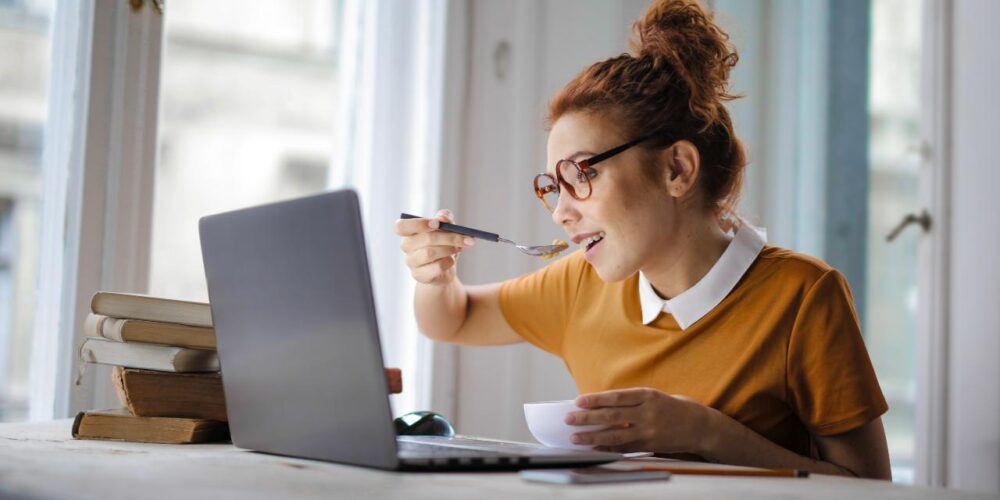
top-left (866, 0), bottom-right (923, 483)
top-left (0, 0), bottom-right (53, 422)
top-left (150, 0), bottom-right (341, 301)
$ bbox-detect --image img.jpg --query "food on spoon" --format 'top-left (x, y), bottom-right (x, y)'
top-left (539, 239), bottom-right (568, 260)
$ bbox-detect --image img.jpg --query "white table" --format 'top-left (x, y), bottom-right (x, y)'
top-left (0, 420), bottom-right (995, 500)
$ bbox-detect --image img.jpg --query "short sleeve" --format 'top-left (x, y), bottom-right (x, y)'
top-left (498, 250), bottom-right (587, 357)
top-left (786, 270), bottom-right (889, 436)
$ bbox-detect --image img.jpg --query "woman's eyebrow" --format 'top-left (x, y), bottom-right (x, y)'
top-left (545, 150), bottom-right (598, 173)
top-left (566, 151), bottom-right (597, 161)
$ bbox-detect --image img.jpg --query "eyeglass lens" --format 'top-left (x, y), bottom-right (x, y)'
top-left (536, 161), bottom-right (593, 212)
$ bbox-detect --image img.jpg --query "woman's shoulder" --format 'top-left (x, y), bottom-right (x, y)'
top-left (751, 245), bottom-right (839, 289)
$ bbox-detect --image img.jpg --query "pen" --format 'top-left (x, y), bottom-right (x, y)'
top-left (634, 466), bottom-right (809, 478)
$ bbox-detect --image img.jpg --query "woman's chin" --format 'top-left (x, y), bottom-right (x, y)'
top-left (591, 259), bottom-right (634, 283)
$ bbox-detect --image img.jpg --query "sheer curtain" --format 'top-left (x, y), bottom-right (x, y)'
top-left (330, 0), bottom-right (450, 416)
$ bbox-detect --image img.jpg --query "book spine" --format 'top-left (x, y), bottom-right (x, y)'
top-left (101, 317), bottom-right (127, 342)
top-left (83, 313), bottom-right (105, 338)
top-left (111, 367), bottom-right (138, 415)
top-left (71, 411), bottom-right (85, 438)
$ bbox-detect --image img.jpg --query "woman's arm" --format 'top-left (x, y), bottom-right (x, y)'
top-left (811, 418), bottom-right (892, 479)
top-left (414, 280), bottom-right (523, 346)
top-left (398, 212), bottom-right (523, 346)
top-left (566, 388), bottom-right (891, 480)
top-left (699, 408), bottom-right (891, 479)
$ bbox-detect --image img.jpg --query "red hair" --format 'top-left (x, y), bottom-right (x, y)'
top-left (548, 0), bottom-right (746, 219)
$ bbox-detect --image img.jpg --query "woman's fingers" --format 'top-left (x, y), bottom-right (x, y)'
top-left (395, 215), bottom-right (437, 236)
top-left (399, 231), bottom-right (471, 253)
top-left (412, 254), bottom-right (458, 284)
top-left (571, 426), bottom-right (638, 447)
top-left (565, 407), bottom-right (633, 426)
top-left (575, 387), bottom-right (654, 409)
top-left (405, 245), bottom-right (463, 269)
top-left (437, 209), bottom-right (455, 224)
top-left (395, 209), bottom-right (456, 236)
top-left (396, 209), bottom-right (473, 285)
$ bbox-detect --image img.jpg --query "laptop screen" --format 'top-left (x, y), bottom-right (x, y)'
top-left (200, 189), bottom-right (400, 469)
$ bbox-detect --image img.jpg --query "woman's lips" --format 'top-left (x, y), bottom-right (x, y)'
top-left (583, 237), bottom-right (604, 261)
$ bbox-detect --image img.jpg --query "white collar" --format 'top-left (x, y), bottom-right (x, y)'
top-left (638, 223), bottom-right (767, 329)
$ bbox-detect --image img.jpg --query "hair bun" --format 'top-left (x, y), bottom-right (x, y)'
top-left (630, 0), bottom-right (739, 126)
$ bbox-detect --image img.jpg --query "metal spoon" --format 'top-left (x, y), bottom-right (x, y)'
top-left (400, 213), bottom-right (569, 258)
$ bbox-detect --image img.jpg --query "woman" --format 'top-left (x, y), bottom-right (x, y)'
top-left (395, 0), bottom-right (891, 479)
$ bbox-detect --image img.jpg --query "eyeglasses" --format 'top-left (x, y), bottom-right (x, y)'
top-left (533, 135), bottom-right (651, 212)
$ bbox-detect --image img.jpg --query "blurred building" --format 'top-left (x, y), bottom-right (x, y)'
top-left (0, 0), bottom-right (49, 421)
top-left (0, 0), bottom-right (341, 421)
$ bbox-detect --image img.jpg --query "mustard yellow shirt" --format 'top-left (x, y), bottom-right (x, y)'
top-left (499, 240), bottom-right (888, 457)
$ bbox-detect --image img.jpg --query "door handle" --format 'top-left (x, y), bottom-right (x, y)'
top-left (886, 209), bottom-right (932, 242)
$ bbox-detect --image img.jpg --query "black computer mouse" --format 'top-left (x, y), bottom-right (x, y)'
top-left (394, 411), bottom-right (455, 437)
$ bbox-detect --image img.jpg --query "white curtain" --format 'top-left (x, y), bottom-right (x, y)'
top-left (330, 0), bottom-right (449, 416)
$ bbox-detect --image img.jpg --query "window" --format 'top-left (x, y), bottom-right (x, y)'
top-left (149, 0), bottom-right (342, 301)
top-left (10, 0), bottom-right (437, 421)
top-left (865, 0), bottom-right (923, 483)
top-left (0, 0), bottom-right (53, 422)
top-left (716, 0), bottom-right (925, 482)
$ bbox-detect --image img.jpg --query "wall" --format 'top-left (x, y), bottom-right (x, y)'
top-left (450, 0), bottom-right (650, 441)
top-left (946, 0), bottom-right (1000, 493)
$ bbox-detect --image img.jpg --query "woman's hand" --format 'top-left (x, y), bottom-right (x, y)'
top-left (565, 387), bottom-right (715, 454)
top-left (567, 388), bottom-right (891, 479)
top-left (395, 209), bottom-right (475, 286)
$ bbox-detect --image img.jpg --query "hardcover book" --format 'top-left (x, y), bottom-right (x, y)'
top-left (80, 337), bottom-right (219, 372)
top-left (110, 367), bottom-right (405, 422)
top-left (91, 292), bottom-right (213, 328)
top-left (112, 367), bottom-right (227, 421)
top-left (85, 313), bottom-right (216, 350)
top-left (71, 409), bottom-right (229, 444)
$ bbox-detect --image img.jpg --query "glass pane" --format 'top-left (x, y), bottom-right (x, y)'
top-left (150, 0), bottom-right (341, 301)
top-left (866, 0), bottom-right (923, 483)
top-left (0, 0), bottom-right (53, 422)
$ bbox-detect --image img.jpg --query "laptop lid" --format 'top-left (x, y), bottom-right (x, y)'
top-left (199, 189), bottom-right (400, 469)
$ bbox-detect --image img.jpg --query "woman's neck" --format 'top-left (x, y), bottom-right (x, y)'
top-left (642, 215), bottom-right (732, 300)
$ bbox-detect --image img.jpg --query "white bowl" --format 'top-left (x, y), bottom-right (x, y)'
top-left (523, 399), bottom-right (608, 450)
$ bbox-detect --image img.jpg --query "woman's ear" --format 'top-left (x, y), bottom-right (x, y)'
top-left (665, 140), bottom-right (700, 199)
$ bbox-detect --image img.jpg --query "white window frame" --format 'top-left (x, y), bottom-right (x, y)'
top-left (33, 0), bottom-right (446, 421)
top-left (914, 0), bottom-right (952, 488)
top-left (30, 0), bottom-right (161, 420)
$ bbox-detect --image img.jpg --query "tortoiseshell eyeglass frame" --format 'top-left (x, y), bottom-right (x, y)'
top-left (533, 135), bottom-right (652, 212)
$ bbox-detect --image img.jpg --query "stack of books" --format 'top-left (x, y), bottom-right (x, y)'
top-left (72, 292), bottom-right (227, 444)
top-left (72, 292), bottom-right (403, 444)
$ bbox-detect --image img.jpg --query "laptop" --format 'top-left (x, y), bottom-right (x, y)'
top-left (198, 189), bottom-right (621, 471)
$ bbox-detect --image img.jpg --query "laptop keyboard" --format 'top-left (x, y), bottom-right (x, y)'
top-left (397, 440), bottom-right (508, 457)
top-left (398, 435), bottom-right (580, 456)
top-left (423, 436), bottom-right (551, 454)
top-left (396, 436), bottom-right (619, 470)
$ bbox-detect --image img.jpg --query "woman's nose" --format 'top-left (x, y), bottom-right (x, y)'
top-left (551, 190), bottom-right (578, 226)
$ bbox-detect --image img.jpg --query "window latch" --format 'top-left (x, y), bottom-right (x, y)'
top-left (886, 209), bottom-right (932, 242)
